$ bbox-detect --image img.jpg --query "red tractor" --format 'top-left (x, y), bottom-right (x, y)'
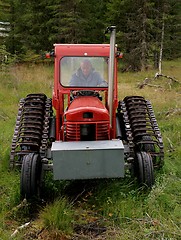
top-left (10, 26), bottom-right (164, 200)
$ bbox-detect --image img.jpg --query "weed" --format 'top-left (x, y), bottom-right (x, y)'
top-left (39, 198), bottom-right (74, 235)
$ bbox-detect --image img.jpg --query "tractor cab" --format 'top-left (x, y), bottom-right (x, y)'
top-left (52, 41), bottom-right (119, 142)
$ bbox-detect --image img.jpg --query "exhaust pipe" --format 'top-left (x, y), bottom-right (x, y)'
top-left (107, 26), bottom-right (116, 128)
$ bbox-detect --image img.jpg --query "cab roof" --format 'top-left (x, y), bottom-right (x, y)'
top-left (54, 44), bottom-right (110, 57)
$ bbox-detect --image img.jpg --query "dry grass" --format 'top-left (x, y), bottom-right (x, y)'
top-left (118, 59), bottom-right (181, 112)
top-left (9, 64), bottom-right (54, 98)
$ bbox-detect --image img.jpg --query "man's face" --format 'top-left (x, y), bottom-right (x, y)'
top-left (80, 62), bottom-right (92, 77)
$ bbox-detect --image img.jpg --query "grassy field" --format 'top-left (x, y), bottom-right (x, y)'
top-left (0, 60), bottom-right (181, 239)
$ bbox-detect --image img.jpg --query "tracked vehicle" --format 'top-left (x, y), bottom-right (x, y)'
top-left (10, 27), bottom-right (164, 200)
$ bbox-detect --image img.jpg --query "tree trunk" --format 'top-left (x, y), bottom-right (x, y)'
top-left (140, 1), bottom-right (147, 71)
top-left (158, 14), bottom-right (165, 74)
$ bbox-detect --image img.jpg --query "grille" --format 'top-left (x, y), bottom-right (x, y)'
top-left (66, 124), bottom-right (80, 141)
top-left (65, 122), bottom-right (109, 141)
top-left (96, 123), bottom-right (110, 140)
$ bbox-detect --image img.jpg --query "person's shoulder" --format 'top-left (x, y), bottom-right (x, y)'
top-left (72, 72), bottom-right (77, 77)
top-left (71, 69), bottom-right (82, 79)
top-left (71, 72), bottom-right (79, 79)
top-left (92, 70), bottom-right (100, 76)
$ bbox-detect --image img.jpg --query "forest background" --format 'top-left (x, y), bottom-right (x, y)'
top-left (0, 0), bottom-right (181, 239)
top-left (0, 0), bottom-right (181, 70)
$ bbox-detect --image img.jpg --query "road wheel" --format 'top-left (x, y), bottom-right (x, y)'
top-left (141, 135), bottom-right (155, 152)
top-left (135, 151), bottom-right (154, 187)
top-left (20, 153), bottom-right (42, 200)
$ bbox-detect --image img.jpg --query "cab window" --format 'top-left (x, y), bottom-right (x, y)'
top-left (60, 57), bottom-right (108, 87)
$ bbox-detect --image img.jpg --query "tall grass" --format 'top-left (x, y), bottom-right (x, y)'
top-left (0, 64), bottom-right (54, 239)
top-left (0, 60), bottom-right (181, 239)
top-left (39, 198), bottom-right (74, 235)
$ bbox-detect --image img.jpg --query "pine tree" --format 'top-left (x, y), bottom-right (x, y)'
top-left (106, 0), bottom-right (155, 71)
top-left (106, 0), bottom-right (181, 70)
top-left (2, 0), bottom-right (180, 64)
top-left (0, 0), bottom-right (11, 44)
top-left (51, 0), bottom-right (108, 44)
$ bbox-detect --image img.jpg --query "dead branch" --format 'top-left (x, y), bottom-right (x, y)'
top-left (72, 188), bottom-right (86, 204)
top-left (10, 198), bottom-right (29, 212)
top-left (11, 222), bottom-right (31, 238)
top-left (165, 108), bottom-right (181, 117)
top-left (137, 78), bottom-right (151, 89)
top-left (154, 72), bottom-right (180, 83)
top-left (137, 77), bottom-right (163, 89)
top-left (147, 84), bottom-right (162, 88)
top-left (138, 73), bottom-right (180, 89)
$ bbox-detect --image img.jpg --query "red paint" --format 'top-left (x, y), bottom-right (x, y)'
top-left (52, 44), bottom-right (119, 141)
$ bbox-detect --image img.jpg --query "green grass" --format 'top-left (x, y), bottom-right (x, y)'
top-left (0, 60), bottom-right (181, 239)
top-left (39, 198), bottom-right (74, 235)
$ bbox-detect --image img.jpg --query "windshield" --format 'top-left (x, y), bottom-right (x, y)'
top-left (60, 57), bottom-right (108, 87)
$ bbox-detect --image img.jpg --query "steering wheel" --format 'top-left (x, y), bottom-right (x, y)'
top-left (72, 90), bottom-right (99, 97)
top-left (77, 90), bottom-right (97, 96)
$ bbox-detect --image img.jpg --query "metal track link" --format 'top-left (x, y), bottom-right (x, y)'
top-left (10, 93), bottom-right (51, 168)
top-left (10, 98), bottom-right (25, 168)
top-left (40, 98), bottom-right (53, 158)
top-left (146, 100), bottom-right (164, 167)
top-left (119, 100), bottom-right (135, 162)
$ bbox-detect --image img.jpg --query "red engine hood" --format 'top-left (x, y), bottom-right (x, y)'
top-left (65, 96), bottom-right (109, 122)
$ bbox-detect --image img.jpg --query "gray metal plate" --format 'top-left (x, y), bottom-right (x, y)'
top-left (51, 140), bottom-right (124, 180)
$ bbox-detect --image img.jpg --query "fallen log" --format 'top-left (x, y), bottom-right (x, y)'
top-left (138, 73), bottom-right (180, 89)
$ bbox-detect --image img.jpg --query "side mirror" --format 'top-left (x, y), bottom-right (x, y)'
top-left (117, 51), bottom-right (123, 59)
top-left (45, 50), bottom-right (55, 58)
